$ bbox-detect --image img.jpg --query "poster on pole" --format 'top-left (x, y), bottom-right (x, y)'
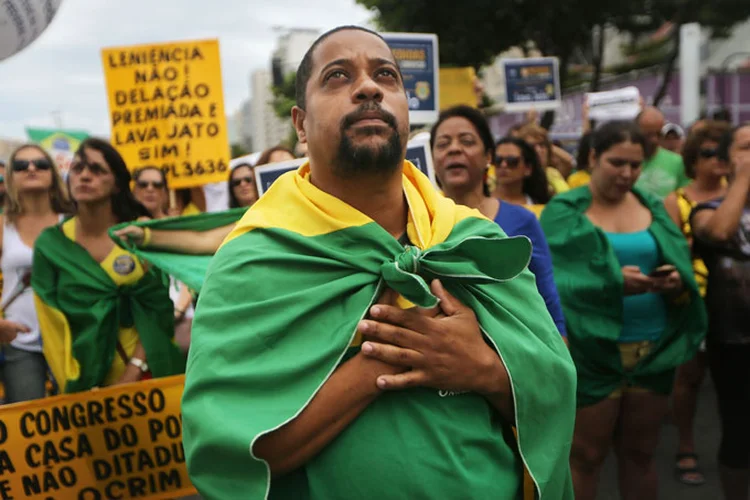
top-left (501, 57), bottom-right (561, 112)
top-left (0, 376), bottom-right (195, 500)
top-left (101, 39), bottom-right (230, 189)
top-left (405, 136), bottom-right (437, 186)
top-left (254, 158), bottom-right (306, 197)
top-left (382, 33), bottom-right (439, 125)
top-left (585, 86), bottom-right (642, 122)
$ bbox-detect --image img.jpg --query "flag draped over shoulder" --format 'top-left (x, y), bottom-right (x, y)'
top-left (109, 209), bottom-right (247, 292)
top-left (540, 186), bottom-right (706, 406)
top-left (182, 161), bottom-right (577, 500)
top-left (32, 225), bottom-right (185, 393)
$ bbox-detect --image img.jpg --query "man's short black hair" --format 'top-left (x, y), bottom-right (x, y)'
top-left (295, 25), bottom-right (394, 111)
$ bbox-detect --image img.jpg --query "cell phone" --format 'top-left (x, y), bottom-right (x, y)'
top-left (650, 265), bottom-right (676, 278)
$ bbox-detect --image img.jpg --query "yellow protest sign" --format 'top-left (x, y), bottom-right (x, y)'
top-left (101, 39), bottom-right (230, 189)
top-left (0, 376), bottom-right (195, 500)
top-left (439, 67), bottom-right (478, 109)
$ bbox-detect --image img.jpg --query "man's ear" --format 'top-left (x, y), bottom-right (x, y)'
top-left (292, 106), bottom-right (307, 144)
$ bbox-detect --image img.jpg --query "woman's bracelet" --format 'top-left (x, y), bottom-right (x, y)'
top-left (142, 227), bottom-right (152, 247)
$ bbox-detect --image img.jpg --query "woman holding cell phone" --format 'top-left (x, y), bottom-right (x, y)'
top-left (540, 121), bottom-right (706, 500)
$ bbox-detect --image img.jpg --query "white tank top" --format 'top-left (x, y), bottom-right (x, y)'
top-left (1, 216), bottom-right (62, 352)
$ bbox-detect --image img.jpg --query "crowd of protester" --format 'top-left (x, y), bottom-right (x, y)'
top-left (0, 95), bottom-right (748, 498)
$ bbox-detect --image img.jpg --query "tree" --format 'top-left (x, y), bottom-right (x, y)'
top-left (271, 71), bottom-right (296, 120)
top-left (356, 0), bottom-right (525, 70)
top-left (231, 143), bottom-right (250, 158)
top-left (613, 0), bottom-right (750, 106)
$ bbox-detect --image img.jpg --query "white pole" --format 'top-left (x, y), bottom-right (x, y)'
top-left (680, 23), bottom-right (701, 126)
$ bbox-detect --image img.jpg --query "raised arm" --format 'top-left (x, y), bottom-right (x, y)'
top-left (692, 152), bottom-right (750, 243)
top-left (113, 224), bottom-right (233, 255)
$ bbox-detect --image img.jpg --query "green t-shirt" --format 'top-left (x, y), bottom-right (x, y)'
top-left (635, 147), bottom-right (689, 198)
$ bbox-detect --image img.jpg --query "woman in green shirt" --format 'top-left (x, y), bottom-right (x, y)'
top-left (541, 121), bottom-right (706, 500)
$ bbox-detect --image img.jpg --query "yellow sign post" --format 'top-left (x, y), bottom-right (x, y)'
top-left (0, 376), bottom-right (195, 499)
top-left (101, 39), bottom-right (230, 189)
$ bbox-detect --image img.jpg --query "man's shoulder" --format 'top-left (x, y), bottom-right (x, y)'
top-left (652, 147), bottom-right (685, 168)
top-left (496, 201), bottom-right (538, 230)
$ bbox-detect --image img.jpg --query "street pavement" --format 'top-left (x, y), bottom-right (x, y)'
top-left (598, 375), bottom-right (722, 499)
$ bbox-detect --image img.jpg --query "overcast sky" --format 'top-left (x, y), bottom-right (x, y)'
top-left (0, 0), bottom-right (372, 139)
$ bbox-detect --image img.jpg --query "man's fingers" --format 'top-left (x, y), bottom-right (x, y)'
top-left (361, 341), bottom-right (423, 367)
top-left (376, 287), bottom-right (398, 306)
top-left (359, 319), bottom-right (425, 348)
top-left (376, 370), bottom-right (426, 391)
top-left (430, 279), bottom-right (461, 316)
top-left (368, 304), bottom-right (429, 333)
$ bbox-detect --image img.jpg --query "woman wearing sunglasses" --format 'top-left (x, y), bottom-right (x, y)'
top-left (540, 121), bottom-right (706, 500)
top-left (31, 138), bottom-right (185, 393)
top-left (662, 120), bottom-right (730, 486)
top-left (228, 163), bottom-right (259, 209)
top-left (132, 167), bottom-right (169, 218)
top-left (430, 105), bottom-right (567, 339)
top-left (493, 137), bottom-right (552, 217)
top-left (0, 145), bottom-right (73, 402)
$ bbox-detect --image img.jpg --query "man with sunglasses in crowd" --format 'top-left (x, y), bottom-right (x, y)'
top-left (635, 106), bottom-right (691, 198)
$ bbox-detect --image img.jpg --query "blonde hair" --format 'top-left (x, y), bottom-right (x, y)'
top-left (4, 144), bottom-right (74, 223)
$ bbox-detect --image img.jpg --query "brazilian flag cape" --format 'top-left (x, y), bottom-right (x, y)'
top-left (540, 186), bottom-right (707, 407)
top-left (182, 162), bottom-right (576, 500)
top-left (31, 224), bottom-right (186, 393)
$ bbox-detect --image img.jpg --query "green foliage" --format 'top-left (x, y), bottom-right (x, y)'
top-left (356, 0), bottom-right (525, 70)
top-left (230, 143), bottom-right (249, 158)
top-left (271, 72), bottom-right (297, 120)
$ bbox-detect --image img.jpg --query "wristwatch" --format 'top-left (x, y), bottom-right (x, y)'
top-left (129, 357), bottom-right (149, 373)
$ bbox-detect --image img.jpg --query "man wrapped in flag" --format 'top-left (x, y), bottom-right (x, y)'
top-left (180, 26), bottom-right (576, 499)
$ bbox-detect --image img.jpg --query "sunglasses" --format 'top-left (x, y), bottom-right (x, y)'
top-left (231, 176), bottom-right (254, 188)
top-left (136, 180), bottom-right (165, 189)
top-left (12, 159), bottom-right (52, 172)
top-left (70, 161), bottom-right (109, 176)
top-left (699, 148), bottom-right (718, 159)
top-left (495, 156), bottom-right (521, 168)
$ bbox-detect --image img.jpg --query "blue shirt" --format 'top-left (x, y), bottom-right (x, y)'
top-left (494, 201), bottom-right (567, 337)
top-left (605, 230), bottom-right (668, 343)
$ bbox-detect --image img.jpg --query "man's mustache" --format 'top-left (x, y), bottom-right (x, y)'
top-left (341, 104), bottom-right (398, 131)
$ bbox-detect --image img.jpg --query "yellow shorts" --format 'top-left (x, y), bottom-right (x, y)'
top-left (608, 341), bottom-right (653, 399)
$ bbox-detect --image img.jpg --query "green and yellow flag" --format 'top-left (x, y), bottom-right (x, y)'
top-left (182, 161), bottom-right (576, 499)
top-left (32, 225), bottom-right (186, 393)
top-left (110, 208), bottom-right (246, 292)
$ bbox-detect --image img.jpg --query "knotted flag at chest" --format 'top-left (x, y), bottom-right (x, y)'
top-left (182, 161), bottom-right (576, 499)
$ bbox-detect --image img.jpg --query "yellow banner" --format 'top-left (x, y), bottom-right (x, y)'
top-left (101, 39), bottom-right (230, 189)
top-left (0, 376), bottom-right (195, 500)
top-left (439, 67), bottom-right (478, 110)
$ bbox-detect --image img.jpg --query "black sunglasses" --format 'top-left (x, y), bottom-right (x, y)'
top-left (136, 180), bottom-right (165, 190)
top-left (70, 161), bottom-right (109, 176)
top-left (231, 176), bottom-right (254, 188)
top-left (699, 148), bottom-right (718, 159)
top-left (12, 159), bottom-right (52, 172)
top-left (495, 155), bottom-right (521, 168)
